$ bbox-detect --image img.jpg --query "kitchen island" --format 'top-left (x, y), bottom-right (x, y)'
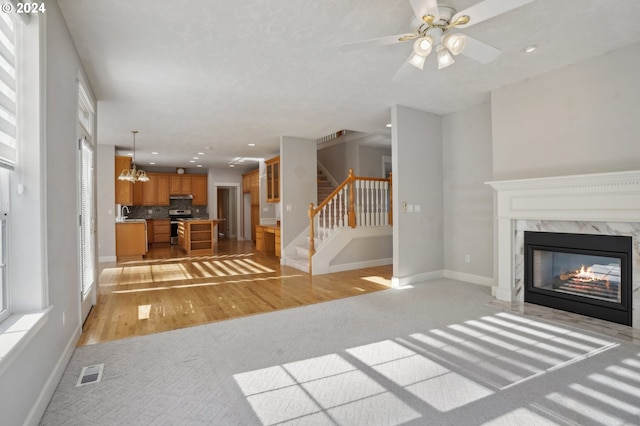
top-left (177, 219), bottom-right (219, 255)
top-left (115, 219), bottom-right (147, 259)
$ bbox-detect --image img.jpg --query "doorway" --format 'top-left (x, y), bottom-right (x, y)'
top-left (215, 185), bottom-right (239, 240)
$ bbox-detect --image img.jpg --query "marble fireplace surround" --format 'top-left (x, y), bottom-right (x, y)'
top-left (487, 170), bottom-right (640, 329)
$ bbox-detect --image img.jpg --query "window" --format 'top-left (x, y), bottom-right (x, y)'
top-left (0, 8), bottom-right (17, 324)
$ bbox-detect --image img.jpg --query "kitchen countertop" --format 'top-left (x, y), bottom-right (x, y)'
top-left (116, 218), bottom-right (147, 223)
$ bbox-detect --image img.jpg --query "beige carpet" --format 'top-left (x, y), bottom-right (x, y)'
top-left (41, 278), bottom-right (640, 425)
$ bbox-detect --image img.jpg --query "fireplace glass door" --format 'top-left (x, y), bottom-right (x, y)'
top-left (532, 250), bottom-right (621, 304)
top-left (524, 231), bottom-right (632, 326)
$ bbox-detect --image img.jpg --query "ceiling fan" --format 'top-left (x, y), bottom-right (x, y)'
top-left (340, 0), bottom-right (535, 79)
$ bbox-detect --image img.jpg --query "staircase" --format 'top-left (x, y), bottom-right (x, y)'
top-left (285, 166), bottom-right (336, 271)
top-left (284, 168), bottom-right (393, 275)
top-left (317, 167), bottom-right (336, 205)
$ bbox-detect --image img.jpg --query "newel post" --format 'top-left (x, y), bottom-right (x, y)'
top-left (388, 172), bottom-right (393, 226)
top-left (348, 168), bottom-right (356, 228)
top-left (308, 203), bottom-right (315, 275)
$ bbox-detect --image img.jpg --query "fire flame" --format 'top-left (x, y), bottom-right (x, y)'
top-left (574, 265), bottom-right (607, 283)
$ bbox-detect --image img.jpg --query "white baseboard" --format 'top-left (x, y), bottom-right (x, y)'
top-left (443, 270), bottom-right (495, 287)
top-left (25, 325), bottom-right (81, 426)
top-left (99, 255), bottom-right (116, 263)
top-left (327, 258), bottom-right (392, 274)
top-left (391, 270), bottom-right (445, 288)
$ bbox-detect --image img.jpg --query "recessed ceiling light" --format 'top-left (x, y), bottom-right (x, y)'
top-left (248, 143), bottom-right (256, 147)
top-left (189, 160), bottom-right (195, 163)
top-left (523, 44), bottom-right (537, 53)
top-left (151, 151), bottom-right (159, 155)
top-left (229, 164), bottom-right (235, 167)
top-left (197, 152), bottom-right (205, 155)
top-left (197, 164), bottom-right (203, 167)
top-left (149, 162), bottom-right (156, 165)
top-left (386, 123), bottom-right (392, 128)
top-left (193, 156), bottom-right (199, 160)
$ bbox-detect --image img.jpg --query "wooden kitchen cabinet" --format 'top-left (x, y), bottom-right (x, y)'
top-left (191, 175), bottom-right (208, 206)
top-left (152, 219), bottom-right (170, 243)
top-left (242, 169), bottom-right (260, 241)
top-left (116, 222), bottom-right (147, 259)
top-left (265, 156), bottom-right (280, 203)
top-left (142, 173), bottom-right (170, 206)
top-left (115, 156), bottom-right (132, 205)
top-left (169, 175), bottom-right (192, 195)
top-left (256, 224), bottom-right (281, 258)
top-left (132, 180), bottom-right (143, 206)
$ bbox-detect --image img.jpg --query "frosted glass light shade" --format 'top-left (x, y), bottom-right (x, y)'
top-left (413, 36), bottom-right (433, 57)
top-left (442, 33), bottom-right (467, 56)
top-left (408, 52), bottom-right (427, 70)
top-left (437, 46), bottom-right (455, 69)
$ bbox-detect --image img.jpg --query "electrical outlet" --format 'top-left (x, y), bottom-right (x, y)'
top-left (465, 254), bottom-right (471, 263)
top-left (147, 209), bottom-right (152, 214)
top-left (62, 310), bottom-right (66, 327)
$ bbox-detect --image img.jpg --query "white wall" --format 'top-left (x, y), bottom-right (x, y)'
top-left (317, 139), bottom-right (358, 182)
top-left (0, 2), bottom-right (94, 424)
top-left (359, 145), bottom-right (392, 178)
top-left (443, 103), bottom-right (494, 280)
top-left (492, 41), bottom-right (640, 180)
top-left (391, 105), bottom-right (444, 285)
top-left (97, 145), bottom-right (115, 261)
top-left (280, 136), bottom-right (317, 250)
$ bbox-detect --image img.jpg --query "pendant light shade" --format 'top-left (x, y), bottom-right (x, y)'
top-left (437, 45), bottom-right (455, 69)
top-left (118, 130), bottom-right (149, 183)
top-left (413, 36), bottom-right (433, 57)
top-left (442, 33), bottom-right (467, 56)
top-left (408, 52), bottom-right (427, 70)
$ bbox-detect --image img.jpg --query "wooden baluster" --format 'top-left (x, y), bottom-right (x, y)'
top-left (308, 203), bottom-right (315, 274)
top-left (348, 169), bottom-right (356, 228)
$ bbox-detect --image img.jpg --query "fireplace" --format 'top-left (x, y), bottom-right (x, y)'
top-left (524, 231), bottom-right (633, 326)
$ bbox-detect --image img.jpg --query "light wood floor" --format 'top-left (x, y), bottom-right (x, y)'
top-left (79, 239), bottom-right (392, 346)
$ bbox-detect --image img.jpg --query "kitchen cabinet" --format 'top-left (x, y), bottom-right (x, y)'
top-left (242, 169), bottom-right (259, 241)
top-left (115, 156), bottom-right (132, 205)
top-left (132, 180), bottom-right (143, 206)
top-left (142, 173), bottom-right (170, 206)
top-left (178, 219), bottom-right (218, 255)
top-left (265, 156), bottom-right (280, 203)
top-left (256, 224), bottom-right (280, 257)
top-left (191, 175), bottom-right (208, 206)
top-left (116, 221), bottom-right (147, 259)
top-left (146, 219), bottom-right (154, 244)
top-left (152, 219), bottom-right (170, 243)
top-left (169, 175), bottom-right (192, 195)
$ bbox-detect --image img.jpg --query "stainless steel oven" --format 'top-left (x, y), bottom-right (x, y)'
top-left (168, 209), bottom-right (192, 244)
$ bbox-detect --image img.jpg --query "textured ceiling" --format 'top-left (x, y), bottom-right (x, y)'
top-left (57, 0), bottom-right (640, 171)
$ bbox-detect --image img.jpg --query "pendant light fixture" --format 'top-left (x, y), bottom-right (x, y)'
top-left (117, 130), bottom-right (149, 183)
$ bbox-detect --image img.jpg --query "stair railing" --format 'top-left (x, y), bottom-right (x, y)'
top-left (307, 169), bottom-right (392, 274)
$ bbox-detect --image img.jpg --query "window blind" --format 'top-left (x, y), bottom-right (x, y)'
top-left (0, 12), bottom-right (16, 169)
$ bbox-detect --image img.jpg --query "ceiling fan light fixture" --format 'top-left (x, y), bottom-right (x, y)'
top-left (412, 36), bottom-right (433, 57)
top-left (436, 45), bottom-right (455, 69)
top-left (443, 33), bottom-right (467, 56)
top-left (408, 52), bottom-right (427, 70)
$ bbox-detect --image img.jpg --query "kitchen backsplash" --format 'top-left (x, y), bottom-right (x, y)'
top-left (125, 200), bottom-right (208, 219)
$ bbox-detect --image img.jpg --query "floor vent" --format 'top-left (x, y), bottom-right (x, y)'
top-left (76, 364), bottom-right (104, 387)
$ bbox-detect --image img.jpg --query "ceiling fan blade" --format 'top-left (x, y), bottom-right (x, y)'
top-left (409, 0), bottom-right (440, 23)
top-left (460, 35), bottom-right (501, 64)
top-left (339, 33), bottom-right (414, 51)
top-left (452, 0), bottom-right (534, 29)
top-left (392, 57), bottom-right (416, 82)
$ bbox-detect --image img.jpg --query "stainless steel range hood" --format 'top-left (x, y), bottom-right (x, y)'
top-left (169, 195), bottom-right (193, 200)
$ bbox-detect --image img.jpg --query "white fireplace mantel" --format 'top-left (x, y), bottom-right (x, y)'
top-left (486, 170), bottom-right (640, 328)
